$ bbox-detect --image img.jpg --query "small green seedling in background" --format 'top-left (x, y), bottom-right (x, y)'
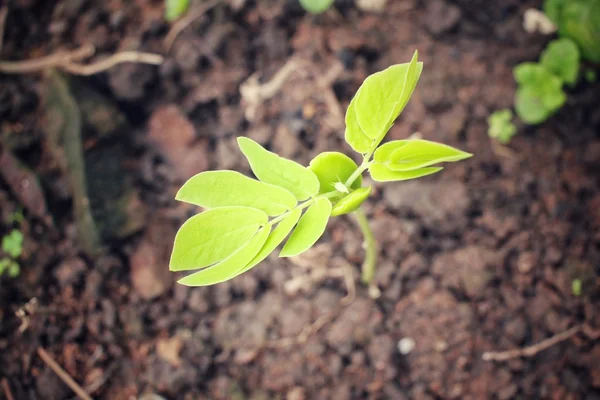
top-left (572, 278), bottom-right (582, 297)
top-left (0, 229), bottom-right (23, 278)
top-left (544, 0), bottom-right (600, 63)
top-left (299, 0), bottom-right (335, 14)
top-left (488, 0), bottom-right (599, 142)
top-left (169, 51), bottom-right (472, 287)
top-left (165, 0), bottom-right (191, 22)
top-left (488, 109), bottom-right (517, 144)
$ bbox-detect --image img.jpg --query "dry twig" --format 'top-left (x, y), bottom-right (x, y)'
top-left (164, 0), bottom-right (223, 51)
top-left (0, 44), bottom-right (163, 75)
top-left (37, 347), bottom-right (92, 400)
top-left (240, 57), bottom-right (306, 121)
top-left (482, 324), bottom-right (582, 362)
top-left (1, 378), bottom-right (15, 400)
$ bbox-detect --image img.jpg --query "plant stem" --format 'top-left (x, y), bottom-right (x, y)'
top-left (353, 207), bottom-right (378, 284)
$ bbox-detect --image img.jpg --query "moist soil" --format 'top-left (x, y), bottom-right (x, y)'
top-left (1, 0), bottom-right (600, 399)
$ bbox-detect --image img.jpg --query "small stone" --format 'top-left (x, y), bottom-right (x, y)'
top-left (156, 336), bottom-right (183, 367)
top-left (517, 252), bottom-right (537, 274)
top-left (398, 337), bottom-right (416, 355)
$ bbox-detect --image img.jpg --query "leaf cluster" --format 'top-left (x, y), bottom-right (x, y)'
top-left (544, 0), bottom-right (600, 63)
top-left (487, 109), bottom-right (517, 144)
top-left (513, 38), bottom-right (580, 125)
top-left (0, 229), bottom-right (23, 278)
top-left (170, 51), bottom-right (472, 286)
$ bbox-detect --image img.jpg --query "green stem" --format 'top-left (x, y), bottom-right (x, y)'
top-left (267, 190), bottom-right (341, 226)
top-left (344, 159), bottom-right (372, 188)
top-left (353, 206), bottom-right (378, 284)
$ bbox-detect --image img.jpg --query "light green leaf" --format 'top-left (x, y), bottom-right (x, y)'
top-left (354, 51), bottom-right (423, 144)
top-left (233, 208), bottom-right (303, 278)
top-left (177, 226), bottom-right (271, 286)
top-left (540, 38), bottom-right (580, 85)
top-left (514, 63), bottom-right (567, 125)
top-left (385, 140), bottom-right (472, 171)
top-left (165, 0), bottom-right (190, 22)
top-left (170, 207), bottom-right (268, 271)
top-left (373, 140), bottom-right (409, 162)
top-left (488, 109), bottom-right (517, 144)
top-left (280, 197), bottom-right (332, 257)
top-left (369, 164), bottom-right (442, 182)
top-left (176, 170), bottom-right (296, 216)
top-left (308, 152), bottom-right (362, 194)
top-left (2, 230), bottom-right (23, 259)
top-left (298, 0), bottom-right (334, 14)
top-left (331, 186), bottom-right (372, 217)
top-left (237, 137), bottom-right (319, 201)
top-left (345, 87), bottom-right (373, 154)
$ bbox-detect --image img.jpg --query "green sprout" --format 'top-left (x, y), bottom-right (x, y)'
top-left (572, 278), bottom-right (582, 297)
top-left (488, 109), bottom-right (517, 144)
top-left (164, 0), bottom-right (191, 22)
top-left (169, 51), bottom-right (472, 287)
top-left (0, 229), bottom-right (23, 278)
top-left (299, 0), bottom-right (335, 14)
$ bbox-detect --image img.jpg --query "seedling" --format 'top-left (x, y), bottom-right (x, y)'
top-left (488, 109), bottom-right (517, 144)
top-left (169, 51), bottom-right (472, 287)
top-left (299, 0), bottom-right (335, 14)
top-left (544, 0), bottom-right (600, 63)
top-left (0, 229), bottom-right (23, 278)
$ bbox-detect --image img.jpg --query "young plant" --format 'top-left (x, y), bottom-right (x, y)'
top-left (544, 0), bottom-right (600, 63)
top-left (488, 38), bottom-right (581, 138)
top-left (299, 0), bottom-right (335, 14)
top-left (0, 229), bottom-right (23, 278)
top-left (487, 109), bottom-right (517, 144)
top-left (169, 51), bottom-right (472, 287)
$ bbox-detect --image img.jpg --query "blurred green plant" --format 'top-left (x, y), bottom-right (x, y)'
top-left (572, 278), bottom-right (582, 296)
top-left (168, 51), bottom-right (473, 287)
top-left (0, 229), bottom-right (23, 278)
top-left (487, 109), bottom-right (517, 144)
top-left (165, 0), bottom-right (191, 22)
top-left (544, 0), bottom-right (600, 63)
top-left (299, 0), bottom-right (335, 14)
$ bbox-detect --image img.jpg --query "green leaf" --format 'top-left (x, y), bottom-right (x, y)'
top-left (384, 140), bottom-right (472, 171)
top-left (540, 38), bottom-right (580, 84)
top-left (513, 63), bottom-right (566, 125)
top-left (176, 170), bottom-right (297, 216)
top-left (280, 197), bottom-right (332, 257)
top-left (369, 164), bottom-right (442, 182)
top-left (308, 152), bottom-right (361, 194)
top-left (7, 261), bottom-right (20, 278)
top-left (345, 87), bottom-right (373, 154)
top-left (177, 226), bottom-right (271, 286)
top-left (165, 0), bottom-right (190, 22)
top-left (557, 0), bottom-right (600, 63)
top-left (237, 137), bottom-right (319, 201)
top-left (331, 186), bottom-right (372, 216)
top-left (234, 208), bottom-right (303, 278)
top-left (298, 0), bottom-right (334, 14)
top-left (2, 230), bottom-right (23, 259)
top-left (354, 51), bottom-right (423, 145)
top-left (488, 109), bottom-right (517, 144)
top-left (170, 207), bottom-right (268, 271)
top-left (373, 140), bottom-right (409, 162)
top-left (544, 0), bottom-right (565, 24)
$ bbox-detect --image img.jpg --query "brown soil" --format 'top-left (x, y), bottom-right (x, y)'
top-left (1, 0), bottom-right (599, 399)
